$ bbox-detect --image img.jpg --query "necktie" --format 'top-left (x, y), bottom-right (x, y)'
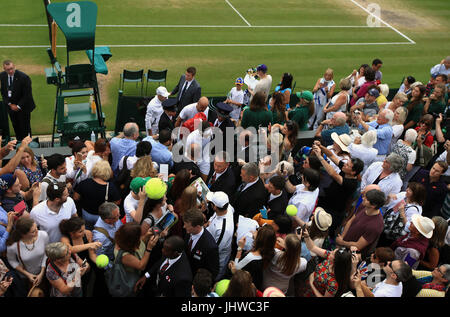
top-left (160, 259), bottom-right (170, 273)
top-left (210, 173), bottom-right (217, 185)
top-left (8, 76), bottom-right (12, 88)
top-left (179, 81), bottom-right (188, 101)
top-left (238, 182), bottom-right (246, 192)
top-left (188, 237), bottom-right (193, 253)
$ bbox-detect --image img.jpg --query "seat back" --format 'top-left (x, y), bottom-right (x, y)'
top-left (147, 69), bottom-right (167, 81)
top-left (123, 69), bottom-right (144, 81)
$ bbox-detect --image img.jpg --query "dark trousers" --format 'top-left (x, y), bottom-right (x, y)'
top-left (9, 109), bottom-right (31, 141)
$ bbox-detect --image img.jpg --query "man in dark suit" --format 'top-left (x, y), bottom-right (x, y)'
top-left (206, 151), bottom-right (236, 197)
top-left (170, 66), bottom-right (201, 112)
top-left (138, 236), bottom-right (193, 297)
top-left (265, 175), bottom-right (289, 219)
top-left (183, 208), bottom-right (219, 281)
top-left (232, 162), bottom-right (268, 220)
top-left (1, 60), bottom-right (36, 141)
top-left (158, 98), bottom-right (177, 133)
top-left (210, 102), bottom-right (235, 155)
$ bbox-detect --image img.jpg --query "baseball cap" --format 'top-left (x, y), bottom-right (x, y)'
top-left (156, 86), bottom-right (169, 98)
top-left (296, 90), bottom-right (313, 102)
top-left (368, 88), bottom-right (380, 98)
top-left (206, 191), bottom-right (229, 209)
top-left (130, 177), bottom-right (151, 194)
top-left (0, 174), bottom-right (16, 195)
top-left (256, 64), bottom-right (267, 73)
top-left (235, 77), bottom-right (244, 85)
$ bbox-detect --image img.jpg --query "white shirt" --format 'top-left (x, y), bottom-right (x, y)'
top-left (390, 125), bottom-right (405, 153)
top-left (288, 184), bottom-right (319, 223)
top-left (228, 87), bottom-right (245, 120)
top-left (118, 155), bottom-right (138, 171)
top-left (348, 143), bottom-right (378, 174)
top-left (123, 192), bottom-right (139, 223)
top-left (145, 96), bottom-right (164, 135)
top-left (189, 228), bottom-right (204, 251)
top-left (39, 173), bottom-right (67, 202)
top-left (241, 177), bottom-right (260, 193)
top-left (179, 80), bottom-right (193, 99)
top-left (179, 102), bottom-right (209, 121)
top-left (437, 151), bottom-right (450, 177)
top-left (30, 198), bottom-right (77, 243)
top-left (361, 161), bottom-right (403, 199)
top-left (206, 206), bottom-right (235, 273)
top-left (159, 253), bottom-right (182, 272)
top-left (65, 156), bottom-right (88, 185)
top-left (372, 280), bottom-right (403, 297)
top-left (85, 150), bottom-right (103, 177)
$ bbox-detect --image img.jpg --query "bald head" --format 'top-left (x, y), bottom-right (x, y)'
top-left (363, 184), bottom-right (381, 194)
top-left (196, 97), bottom-right (209, 112)
top-left (333, 112), bottom-right (347, 126)
top-left (123, 122), bottom-right (139, 139)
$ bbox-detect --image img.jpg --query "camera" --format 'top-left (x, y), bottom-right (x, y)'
top-left (354, 110), bottom-right (361, 115)
top-left (432, 112), bottom-right (447, 120)
top-left (150, 227), bottom-right (161, 236)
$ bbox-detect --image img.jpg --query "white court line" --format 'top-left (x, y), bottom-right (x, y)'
top-left (0, 24), bottom-right (389, 28)
top-left (0, 42), bottom-right (414, 49)
top-left (224, 0), bottom-right (251, 26)
top-left (349, 0), bottom-right (415, 44)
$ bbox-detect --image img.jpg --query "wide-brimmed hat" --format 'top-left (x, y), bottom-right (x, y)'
top-left (411, 214), bottom-right (435, 239)
top-left (313, 207), bottom-right (332, 231)
top-left (331, 132), bottom-right (352, 153)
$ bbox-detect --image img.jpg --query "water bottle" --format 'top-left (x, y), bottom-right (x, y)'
top-left (90, 131), bottom-right (96, 142)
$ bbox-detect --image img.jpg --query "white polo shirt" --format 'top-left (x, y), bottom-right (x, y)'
top-left (288, 184), bottom-right (319, 222)
top-left (30, 197), bottom-right (77, 243)
top-left (179, 102), bottom-right (209, 121)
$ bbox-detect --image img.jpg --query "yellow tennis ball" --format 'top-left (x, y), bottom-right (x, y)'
top-left (286, 204), bottom-right (298, 217)
top-left (144, 177), bottom-right (167, 200)
top-left (215, 279), bottom-right (230, 297)
top-left (96, 254), bottom-right (109, 268)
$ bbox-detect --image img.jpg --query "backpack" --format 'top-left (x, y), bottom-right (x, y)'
top-left (104, 250), bottom-right (140, 297)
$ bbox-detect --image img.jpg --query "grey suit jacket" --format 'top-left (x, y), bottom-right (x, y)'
top-left (171, 75), bottom-right (201, 110)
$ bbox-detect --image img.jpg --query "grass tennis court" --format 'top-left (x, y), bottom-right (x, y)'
top-left (0, 0), bottom-right (449, 135)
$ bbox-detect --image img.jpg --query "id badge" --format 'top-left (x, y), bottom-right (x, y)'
top-left (8, 90), bottom-right (12, 98)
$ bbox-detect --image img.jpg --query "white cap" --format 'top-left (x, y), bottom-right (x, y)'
top-left (156, 86), bottom-right (169, 98)
top-left (206, 191), bottom-right (229, 208)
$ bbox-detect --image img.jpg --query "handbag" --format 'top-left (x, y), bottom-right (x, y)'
top-left (104, 249), bottom-right (140, 297)
top-left (17, 241), bottom-right (45, 297)
top-left (383, 203), bottom-right (419, 241)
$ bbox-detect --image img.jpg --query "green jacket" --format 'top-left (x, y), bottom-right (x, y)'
top-left (288, 106), bottom-right (309, 131)
top-left (241, 108), bottom-right (272, 129)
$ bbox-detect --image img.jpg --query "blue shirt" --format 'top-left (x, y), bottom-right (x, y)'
top-left (110, 137), bottom-right (137, 174)
top-left (144, 137), bottom-right (173, 168)
top-left (93, 218), bottom-right (122, 262)
top-left (360, 121), bottom-right (393, 155)
top-left (0, 206), bottom-right (9, 253)
top-left (321, 124), bottom-right (350, 146)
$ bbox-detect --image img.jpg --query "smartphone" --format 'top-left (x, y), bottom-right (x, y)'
top-left (81, 259), bottom-right (87, 267)
top-left (160, 164), bottom-right (169, 182)
top-left (296, 226), bottom-right (302, 235)
top-left (260, 206), bottom-right (268, 219)
top-left (280, 163), bottom-right (285, 174)
top-left (13, 201), bottom-right (26, 220)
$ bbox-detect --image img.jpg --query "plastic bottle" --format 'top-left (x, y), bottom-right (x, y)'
top-left (64, 99), bottom-right (68, 117)
top-left (90, 131), bottom-right (96, 142)
top-left (90, 95), bottom-right (96, 114)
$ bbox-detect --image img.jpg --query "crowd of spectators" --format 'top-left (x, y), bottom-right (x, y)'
top-left (0, 57), bottom-right (450, 298)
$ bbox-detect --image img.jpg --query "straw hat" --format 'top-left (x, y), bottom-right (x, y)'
top-left (331, 132), bottom-right (352, 153)
top-left (411, 214), bottom-right (435, 239)
top-left (314, 207), bottom-right (332, 231)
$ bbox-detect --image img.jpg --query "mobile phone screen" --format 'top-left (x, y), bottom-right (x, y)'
top-left (160, 164), bottom-right (169, 182)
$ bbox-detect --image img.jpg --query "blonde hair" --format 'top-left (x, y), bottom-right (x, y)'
top-left (130, 156), bottom-right (157, 178)
top-left (378, 84), bottom-right (389, 97)
top-left (394, 107), bottom-right (408, 125)
top-left (393, 92), bottom-right (408, 103)
top-left (91, 160), bottom-right (113, 181)
top-left (324, 68), bottom-right (334, 78)
top-left (339, 78), bottom-right (352, 91)
top-left (22, 147), bottom-right (38, 167)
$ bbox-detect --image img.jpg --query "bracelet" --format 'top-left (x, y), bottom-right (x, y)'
top-left (237, 247), bottom-right (243, 252)
top-left (146, 249), bottom-right (152, 252)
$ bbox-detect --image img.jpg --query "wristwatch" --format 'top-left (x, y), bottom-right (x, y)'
top-left (237, 247), bottom-right (243, 252)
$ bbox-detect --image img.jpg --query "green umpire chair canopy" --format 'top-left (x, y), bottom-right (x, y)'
top-left (47, 1), bottom-right (97, 52)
